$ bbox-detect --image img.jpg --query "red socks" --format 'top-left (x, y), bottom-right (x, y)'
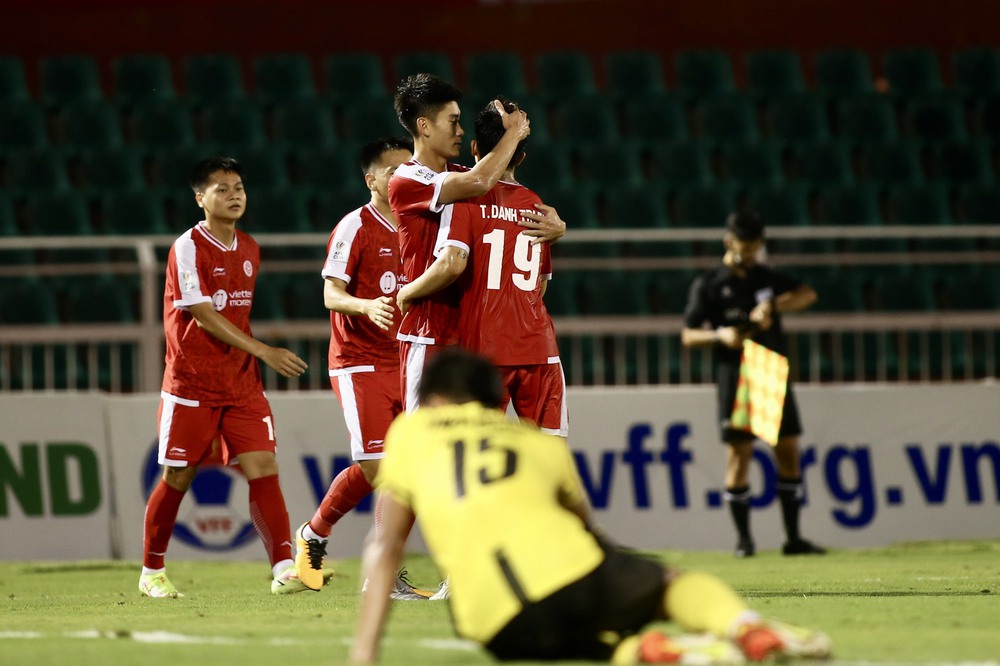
top-left (309, 464), bottom-right (373, 538)
top-left (142, 480), bottom-right (185, 570)
top-left (248, 474), bottom-right (292, 566)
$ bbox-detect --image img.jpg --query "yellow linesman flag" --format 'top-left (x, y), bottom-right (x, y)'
top-left (730, 339), bottom-right (790, 446)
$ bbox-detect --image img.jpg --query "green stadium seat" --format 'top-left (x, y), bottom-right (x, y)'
top-left (534, 51), bottom-right (597, 100)
top-left (575, 142), bottom-right (643, 188)
top-left (719, 141), bottom-right (783, 187)
top-left (394, 52), bottom-right (454, 85)
top-left (0, 101), bottom-right (48, 151)
top-left (672, 183), bottom-right (735, 228)
top-left (464, 52), bottom-right (529, 101)
top-left (816, 184), bottom-right (880, 225)
top-left (165, 189), bottom-right (204, 229)
top-left (0, 57), bottom-right (29, 103)
top-left (40, 55), bottom-right (103, 107)
top-left (903, 95), bottom-right (967, 143)
top-left (765, 93), bottom-right (829, 142)
top-left (693, 94), bottom-right (758, 142)
top-left (25, 192), bottom-right (91, 235)
top-left (578, 271), bottom-right (649, 316)
top-left (957, 183), bottom-right (1000, 223)
top-left (801, 268), bottom-right (865, 312)
top-left (887, 183), bottom-right (951, 225)
top-left (293, 145), bottom-right (362, 192)
top-left (745, 50), bottom-right (805, 99)
top-left (537, 183), bottom-right (599, 229)
top-left (836, 95), bottom-right (898, 142)
top-left (675, 50), bottom-right (735, 100)
top-left (271, 99), bottom-right (336, 150)
top-left (650, 140), bottom-right (712, 186)
top-left (0, 277), bottom-right (59, 324)
top-left (972, 93), bottom-right (1000, 136)
top-left (78, 146), bottom-right (146, 192)
top-left (499, 93), bottom-right (549, 140)
top-left (68, 277), bottom-right (137, 323)
top-left (183, 54), bottom-right (245, 105)
top-left (202, 101), bottom-right (266, 152)
top-left (237, 149), bottom-right (290, 190)
top-left (102, 189), bottom-right (170, 235)
top-left (282, 272), bottom-right (328, 319)
top-left (113, 55), bottom-right (175, 106)
top-left (338, 95), bottom-right (402, 140)
top-left (513, 141), bottom-right (572, 189)
top-left (150, 145), bottom-right (205, 189)
top-left (540, 271), bottom-right (578, 316)
top-left (954, 49), bottom-right (1000, 98)
top-left (7, 148), bottom-right (69, 194)
top-left (647, 270), bottom-right (697, 315)
top-left (883, 49), bottom-right (943, 97)
top-left (242, 189), bottom-right (311, 233)
top-left (250, 274), bottom-right (286, 320)
top-left (747, 183), bottom-right (810, 226)
top-left (253, 53), bottom-right (316, 104)
top-left (58, 100), bottom-right (124, 148)
top-left (815, 50), bottom-right (874, 97)
top-left (872, 270), bottom-right (936, 311)
top-left (324, 53), bottom-right (387, 104)
top-left (0, 194), bottom-right (31, 265)
top-left (927, 141), bottom-right (992, 186)
top-left (944, 265), bottom-right (1000, 310)
top-left (602, 184), bottom-right (668, 228)
top-left (312, 188), bottom-right (372, 232)
top-left (604, 51), bottom-right (666, 100)
top-left (133, 99), bottom-right (195, 149)
top-left (857, 141), bottom-right (923, 185)
top-left (620, 93), bottom-right (688, 142)
top-left (788, 141), bottom-right (852, 186)
top-left (550, 96), bottom-right (619, 144)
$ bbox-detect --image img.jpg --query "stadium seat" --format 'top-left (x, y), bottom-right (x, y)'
top-left (464, 52), bottom-right (529, 101)
top-left (0, 57), bottom-right (29, 103)
top-left (957, 183), bottom-right (1000, 223)
top-left (394, 51), bottom-right (454, 85)
top-left (926, 141), bottom-right (992, 186)
top-left (40, 55), bottom-right (103, 107)
top-left (804, 269), bottom-right (865, 312)
top-left (512, 141), bottom-right (572, 189)
top-left (602, 184), bottom-right (669, 228)
top-left (883, 49), bottom-right (943, 97)
top-left (650, 140), bottom-right (713, 187)
top-left (67, 277), bottom-right (137, 323)
top-left (282, 272), bottom-right (329, 319)
top-left (58, 100), bottom-right (124, 148)
top-left (0, 195), bottom-right (30, 265)
top-left (7, 149), bottom-right (69, 194)
top-left (836, 95), bottom-right (898, 142)
top-left (250, 275), bottom-right (286, 320)
top-left (312, 188), bottom-right (374, 232)
top-left (815, 50), bottom-right (874, 97)
top-left (241, 189), bottom-right (311, 233)
top-left (237, 149), bottom-right (290, 190)
top-left (24, 191), bottom-right (92, 235)
top-left (647, 270), bottom-right (697, 315)
top-left (787, 141), bottom-right (852, 186)
top-left (902, 95), bottom-right (967, 143)
top-left (671, 183), bottom-right (735, 228)
top-left (271, 99), bottom-right (336, 150)
top-left (675, 50), bottom-right (735, 100)
top-left (0, 101), bottom-right (48, 151)
top-left (102, 189), bottom-right (170, 235)
top-left (578, 271), bottom-right (649, 315)
top-left (293, 145), bottom-right (362, 192)
top-left (972, 93), bottom-right (1000, 136)
top-left (692, 94), bottom-right (758, 142)
top-left (540, 271), bottom-right (578, 316)
top-left (886, 183), bottom-right (951, 225)
top-left (747, 183), bottom-right (810, 226)
top-left (78, 146), bottom-right (146, 193)
top-left (183, 54), bottom-right (245, 105)
top-left (0, 277), bottom-right (59, 325)
top-left (816, 184), bottom-right (880, 225)
top-left (498, 93), bottom-right (549, 140)
top-left (604, 51), bottom-right (666, 100)
top-left (620, 93), bottom-right (688, 142)
top-left (253, 53), bottom-right (316, 104)
top-left (165, 190), bottom-right (204, 229)
top-left (856, 141), bottom-right (923, 185)
top-left (133, 99), bottom-right (195, 149)
top-left (765, 93), bottom-right (830, 142)
top-left (537, 183), bottom-right (600, 229)
top-left (872, 270), bottom-right (936, 311)
top-left (575, 142), bottom-right (643, 188)
top-left (719, 141), bottom-right (783, 187)
top-left (745, 50), bottom-right (805, 99)
top-left (202, 101), bottom-right (266, 152)
top-left (534, 51), bottom-right (597, 100)
top-left (953, 49), bottom-right (1000, 98)
top-left (113, 54), bottom-right (175, 106)
top-left (324, 53), bottom-right (387, 104)
top-left (338, 95), bottom-right (402, 140)
top-left (150, 145), bottom-right (206, 189)
top-left (549, 96), bottom-right (619, 144)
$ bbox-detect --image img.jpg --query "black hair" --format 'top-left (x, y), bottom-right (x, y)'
top-left (726, 211), bottom-right (765, 240)
top-left (358, 136), bottom-right (414, 174)
top-left (474, 97), bottom-right (526, 169)
top-left (189, 156), bottom-right (243, 193)
top-left (394, 73), bottom-right (463, 137)
top-left (417, 348), bottom-right (503, 409)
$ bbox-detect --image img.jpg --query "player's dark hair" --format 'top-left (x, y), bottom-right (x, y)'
top-left (189, 156), bottom-right (243, 193)
top-left (726, 211), bottom-right (765, 240)
top-left (358, 136), bottom-right (414, 174)
top-left (475, 97), bottom-right (526, 169)
top-left (418, 348), bottom-right (503, 409)
top-left (394, 73), bottom-right (463, 137)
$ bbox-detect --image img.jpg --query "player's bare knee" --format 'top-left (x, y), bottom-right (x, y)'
top-left (358, 459), bottom-right (380, 485)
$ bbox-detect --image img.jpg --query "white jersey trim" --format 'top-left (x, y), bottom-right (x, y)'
top-left (396, 161), bottom-right (452, 214)
top-left (328, 365), bottom-right (376, 377)
top-left (397, 332), bottom-right (437, 345)
top-left (160, 390), bottom-right (200, 408)
top-left (547, 356), bottom-right (561, 365)
top-left (195, 221), bottom-right (237, 252)
top-left (322, 207), bottom-right (364, 280)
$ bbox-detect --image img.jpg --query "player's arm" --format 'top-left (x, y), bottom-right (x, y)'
top-left (324, 277), bottom-right (394, 332)
top-left (437, 101), bottom-right (530, 204)
top-left (351, 492), bottom-right (414, 664)
top-left (187, 302), bottom-right (307, 377)
top-left (749, 284), bottom-right (817, 332)
top-left (518, 202), bottom-right (566, 245)
top-left (395, 246), bottom-right (468, 314)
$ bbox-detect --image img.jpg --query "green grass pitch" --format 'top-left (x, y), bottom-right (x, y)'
top-left (1, 540), bottom-right (998, 665)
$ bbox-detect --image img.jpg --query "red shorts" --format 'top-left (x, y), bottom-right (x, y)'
top-left (399, 341), bottom-right (450, 413)
top-left (330, 368), bottom-right (402, 460)
top-left (499, 360), bottom-right (569, 436)
top-left (157, 392), bottom-right (276, 467)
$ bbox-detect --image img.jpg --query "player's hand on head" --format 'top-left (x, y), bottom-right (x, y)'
top-left (495, 99), bottom-right (530, 139)
top-left (261, 346), bottom-right (308, 378)
top-left (366, 296), bottom-right (395, 331)
top-left (519, 203), bottom-right (566, 245)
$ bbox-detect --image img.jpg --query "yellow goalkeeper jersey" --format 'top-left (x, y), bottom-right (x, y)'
top-left (377, 401), bottom-right (604, 644)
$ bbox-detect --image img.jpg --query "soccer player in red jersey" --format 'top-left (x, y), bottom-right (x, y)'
top-left (396, 99), bottom-right (568, 436)
top-left (139, 157), bottom-right (309, 598)
top-left (291, 138), bottom-right (430, 599)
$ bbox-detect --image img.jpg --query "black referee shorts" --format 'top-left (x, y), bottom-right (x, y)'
top-left (484, 545), bottom-right (666, 661)
top-left (716, 362), bottom-right (803, 443)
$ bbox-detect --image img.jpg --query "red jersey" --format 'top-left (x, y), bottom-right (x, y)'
top-left (388, 160), bottom-right (466, 345)
top-left (322, 203), bottom-right (402, 371)
top-left (161, 222), bottom-right (263, 406)
top-left (444, 181), bottom-right (560, 365)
